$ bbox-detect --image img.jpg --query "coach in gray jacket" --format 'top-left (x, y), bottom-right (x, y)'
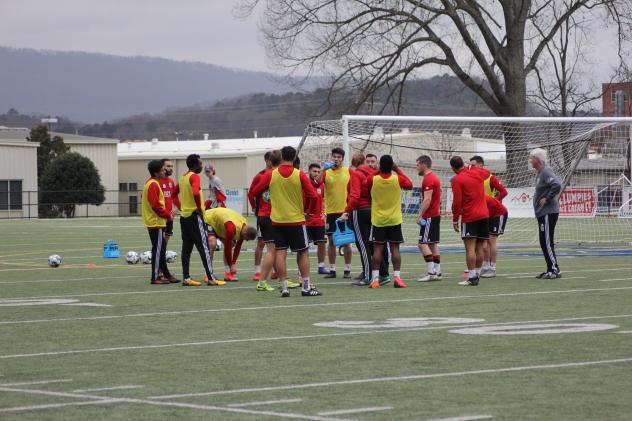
top-left (529, 148), bottom-right (562, 279)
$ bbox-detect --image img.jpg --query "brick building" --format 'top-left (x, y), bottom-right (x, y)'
top-left (602, 82), bottom-right (632, 116)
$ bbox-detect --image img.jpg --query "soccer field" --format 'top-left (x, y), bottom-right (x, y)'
top-left (1, 218), bottom-right (631, 420)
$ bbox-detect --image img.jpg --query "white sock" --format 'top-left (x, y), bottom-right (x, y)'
top-left (344, 264), bottom-right (351, 272)
top-left (329, 264), bottom-right (336, 272)
top-left (272, 268), bottom-right (276, 275)
top-left (491, 262), bottom-right (496, 270)
top-left (372, 270), bottom-right (379, 280)
top-left (476, 268), bottom-right (482, 277)
top-left (255, 265), bottom-right (261, 273)
top-left (469, 269), bottom-right (477, 279)
top-left (224, 265), bottom-right (230, 273)
top-left (302, 277), bottom-right (311, 291)
top-left (281, 280), bottom-right (288, 291)
top-left (394, 270), bottom-right (401, 278)
top-left (318, 262), bottom-right (325, 268)
top-left (426, 261), bottom-right (434, 273)
top-left (434, 263), bottom-right (441, 273)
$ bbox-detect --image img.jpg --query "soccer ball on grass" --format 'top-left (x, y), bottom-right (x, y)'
top-left (48, 254), bottom-right (62, 267)
top-left (140, 251), bottom-right (152, 264)
top-left (125, 251), bottom-right (140, 264)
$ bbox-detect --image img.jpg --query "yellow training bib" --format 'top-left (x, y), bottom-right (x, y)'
top-left (178, 172), bottom-right (205, 218)
top-left (269, 168), bottom-right (305, 224)
top-left (141, 178), bottom-right (166, 228)
top-left (324, 167), bottom-right (350, 214)
top-left (204, 207), bottom-right (247, 240)
top-left (370, 174), bottom-right (402, 227)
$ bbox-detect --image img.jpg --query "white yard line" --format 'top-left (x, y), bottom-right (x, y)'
top-left (7, 313), bottom-right (627, 361)
top-left (0, 379), bottom-right (72, 386)
top-left (0, 399), bottom-right (124, 413)
top-left (317, 406), bottom-right (392, 416)
top-left (2, 285), bottom-right (632, 326)
top-left (72, 385), bottom-right (144, 393)
top-left (616, 330), bottom-right (632, 334)
top-left (597, 278), bottom-right (632, 282)
top-left (425, 415), bottom-right (494, 421)
top-left (149, 357), bottom-right (632, 400)
top-left (227, 398), bottom-right (304, 407)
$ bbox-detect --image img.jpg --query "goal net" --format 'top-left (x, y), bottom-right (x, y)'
top-left (297, 116), bottom-right (632, 247)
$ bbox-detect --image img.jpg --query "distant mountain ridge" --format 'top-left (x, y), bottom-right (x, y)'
top-left (0, 46), bottom-right (300, 123)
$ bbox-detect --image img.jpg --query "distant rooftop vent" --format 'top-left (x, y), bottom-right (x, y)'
top-left (151, 138), bottom-right (159, 145)
top-left (211, 142), bottom-right (219, 150)
top-left (203, 133), bottom-right (209, 140)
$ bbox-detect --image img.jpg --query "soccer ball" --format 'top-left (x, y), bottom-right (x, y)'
top-left (48, 254), bottom-right (62, 267)
top-left (165, 250), bottom-right (177, 263)
top-left (215, 239), bottom-right (223, 251)
top-left (125, 251), bottom-right (140, 264)
top-left (140, 251), bottom-right (152, 264)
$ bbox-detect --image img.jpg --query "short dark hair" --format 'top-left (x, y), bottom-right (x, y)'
top-left (379, 154), bottom-right (394, 173)
top-left (366, 153), bottom-right (377, 160)
top-left (309, 163), bottom-right (321, 170)
top-left (269, 150), bottom-right (282, 167)
top-left (147, 159), bottom-right (163, 177)
top-left (450, 156), bottom-right (464, 170)
top-left (264, 151), bottom-right (272, 161)
top-left (160, 158), bottom-right (171, 165)
top-left (470, 155), bottom-right (484, 165)
top-left (186, 154), bottom-right (201, 169)
top-left (244, 226), bottom-right (258, 241)
top-left (293, 156), bottom-right (301, 169)
top-left (281, 146), bottom-right (297, 162)
top-left (417, 155), bottom-right (432, 168)
top-left (331, 147), bottom-right (345, 157)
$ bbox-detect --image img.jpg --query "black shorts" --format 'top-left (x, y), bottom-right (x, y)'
top-left (257, 216), bottom-right (274, 243)
top-left (165, 219), bottom-right (174, 237)
top-left (461, 218), bottom-right (490, 240)
top-left (489, 213), bottom-right (508, 236)
top-left (370, 224), bottom-right (404, 244)
top-left (306, 225), bottom-right (327, 244)
top-left (326, 213), bottom-right (344, 235)
top-left (418, 216), bottom-right (440, 244)
top-left (274, 225), bottom-right (309, 252)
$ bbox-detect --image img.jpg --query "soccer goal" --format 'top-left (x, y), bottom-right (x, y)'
top-left (297, 115), bottom-right (632, 247)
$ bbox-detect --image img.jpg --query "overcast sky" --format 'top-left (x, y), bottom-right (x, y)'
top-left (0, 0), bottom-right (269, 71)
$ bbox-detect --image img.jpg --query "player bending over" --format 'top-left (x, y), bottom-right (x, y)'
top-left (450, 156), bottom-right (490, 286)
top-left (204, 207), bottom-right (257, 282)
top-left (415, 155), bottom-right (443, 283)
top-left (366, 155), bottom-right (413, 289)
top-left (481, 195), bottom-right (508, 278)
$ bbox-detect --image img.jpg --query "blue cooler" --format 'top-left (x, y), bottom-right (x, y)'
top-left (102, 240), bottom-right (120, 258)
top-left (332, 219), bottom-right (356, 247)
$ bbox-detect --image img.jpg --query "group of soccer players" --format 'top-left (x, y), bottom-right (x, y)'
top-left (140, 145), bottom-right (513, 294)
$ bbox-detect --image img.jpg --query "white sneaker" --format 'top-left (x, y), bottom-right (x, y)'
top-left (480, 268), bottom-right (496, 278)
top-left (417, 273), bottom-right (439, 282)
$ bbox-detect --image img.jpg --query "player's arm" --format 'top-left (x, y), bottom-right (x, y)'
top-left (232, 238), bottom-right (243, 267)
top-left (222, 221), bottom-right (236, 268)
top-left (247, 174), bottom-right (261, 212)
top-left (451, 178), bottom-right (462, 231)
top-left (315, 167), bottom-right (326, 185)
top-left (147, 183), bottom-right (172, 220)
top-left (394, 166), bottom-right (413, 190)
top-left (173, 183), bottom-right (181, 210)
top-left (189, 173), bottom-right (204, 213)
top-left (344, 171), bottom-right (361, 214)
top-left (491, 175), bottom-right (508, 201)
top-left (300, 171), bottom-right (318, 215)
top-left (418, 188), bottom-right (433, 221)
top-left (539, 168), bottom-right (562, 207)
top-left (249, 171), bottom-right (272, 198)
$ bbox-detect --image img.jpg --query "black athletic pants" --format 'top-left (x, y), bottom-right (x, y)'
top-left (348, 208), bottom-right (389, 280)
top-left (180, 212), bottom-right (214, 279)
top-left (148, 227), bottom-right (171, 281)
top-left (537, 213), bottom-right (560, 274)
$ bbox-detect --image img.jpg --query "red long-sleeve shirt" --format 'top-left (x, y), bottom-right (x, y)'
top-left (249, 164), bottom-right (318, 225)
top-left (220, 221), bottom-right (243, 266)
top-left (489, 174), bottom-right (508, 201)
top-left (248, 169), bottom-right (272, 217)
top-left (486, 195), bottom-right (508, 218)
top-left (306, 178), bottom-right (325, 227)
top-left (365, 168), bottom-right (414, 191)
top-left (451, 168), bottom-right (489, 223)
top-left (344, 165), bottom-right (373, 212)
top-left (160, 177), bottom-right (180, 213)
top-left (146, 180), bottom-right (171, 220)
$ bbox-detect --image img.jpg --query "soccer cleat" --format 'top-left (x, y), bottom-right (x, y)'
top-left (182, 278), bottom-right (202, 287)
top-left (323, 271), bottom-right (337, 279)
top-left (352, 279), bottom-right (371, 286)
top-left (480, 268), bottom-right (496, 278)
top-left (204, 275), bottom-right (226, 286)
top-left (150, 278), bottom-right (171, 285)
top-left (318, 267), bottom-right (329, 275)
top-left (271, 272), bottom-right (278, 280)
top-left (369, 280), bottom-right (380, 289)
top-left (535, 272), bottom-right (548, 279)
top-left (280, 289), bottom-right (290, 298)
top-left (252, 272), bottom-right (261, 281)
top-left (343, 270), bottom-right (351, 279)
top-left (353, 273), bottom-right (364, 281)
top-left (165, 275), bottom-right (181, 284)
top-left (301, 288), bottom-right (322, 296)
top-left (256, 281), bottom-right (275, 292)
top-left (541, 272), bottom-right (562, 279)
top-left (417, 273), bottom-right (439, 282)
top-left (393, 277), bottom-right (407, 288)
top-left (378, 276), bottom-right (391, 286)
top-left (458, 277), bottom-right (479, 286)
top-left (223, 272), bottom-right (239, 282)
top-left (434, 273), bottom-right (443, 281)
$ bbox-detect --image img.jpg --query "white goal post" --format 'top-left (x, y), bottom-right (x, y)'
top-left (297, 115), bottom-right (632, 246)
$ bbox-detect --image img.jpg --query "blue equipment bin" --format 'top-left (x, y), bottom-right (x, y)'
top-left (332, 219), bottom-right (356, 247)
top-left (102, 240), bottom-right (120, 258)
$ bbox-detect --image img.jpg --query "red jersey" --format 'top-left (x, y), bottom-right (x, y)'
top-left (486, 195), bottom-right (508, 218)
top-left (306, 178), bottom-right (325, 227)
top-left (489, 174), bottom-right (508, 201)
top-left (421, 171), bottom-right (441, 218)
top-left (248, 169), bottom-right (272, 217)
top-left (451, 168), bottom-right (489, 223)
top-left (159, 177), bottom-right (178, 213)
top-left (345, 165), bottom-right (373, 212)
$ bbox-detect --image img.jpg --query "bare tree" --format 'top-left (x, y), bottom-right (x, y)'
top-left (237, 0), bottom-right (632, 184)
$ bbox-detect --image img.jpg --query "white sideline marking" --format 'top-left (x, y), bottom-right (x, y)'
top-left (150, 357), bottom-right (632, 399)
top-left (3, 285), bottom-right (632, 326)
top-left (72, 385), bottom-right (144, 393)
top-left (0, 275), bottom-right (139, 285)
top-left (426, 415), bottom-right (493, 421)
top-left (227, 398), bottom-right (303, 407)
top-left (62, 302), bottom-right (112, 307)
top-left (0, 379), bottom-right (71, 386)
top-left (3, 314), bottom-right (632, 360)
top-left (318, 406), bottom-right (392, 416)
top-left (597, 278), bottom-right (632, 282)
top-left (616, 330), bottom-right (632, 334)
top-left (0, 400), bottom-right (123, 413)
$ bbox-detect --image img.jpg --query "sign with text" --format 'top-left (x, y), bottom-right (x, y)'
top-left (224, 188), bottom-right (245, 213)
top-left (558, 188), bottom-right (597, 217)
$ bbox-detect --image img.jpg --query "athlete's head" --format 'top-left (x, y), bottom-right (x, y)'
top-left (204, 164), bottom-right (216, 178)
top-left (308, 163), bottom-right (321, 181)
top-left (269, 150), bottom-right (282, 168)
top-left (242, 226), bottom-right (258, 241)
top-left (529, 148), bottom-right (547, 170)
top-left (186, 154), bottom-right (203, 173)
top-left (379, 154), bottom-right (394, 174)
top-left (449, 156), bottom-right (464, 174)
top-left (147, 159), bottom-right (165, 178)
top-left (365, 153), bottom-right (378, 169)
top-left (331, 147), bottom-right (345, 167)
top-left (160, 158), bottom-right (174, 177)
top-left (470, 155), bottom-right (485, 168)
top-left (351, 153), bottom-right (365, 168)
top-left (416, 155), bottom-right (432, 176)
top-left (281, 146), bottom-right (297, 163)
top-left (293, 156), bottom-right (301, 169)
top-left (264, 151), bottom-right (273, 169)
